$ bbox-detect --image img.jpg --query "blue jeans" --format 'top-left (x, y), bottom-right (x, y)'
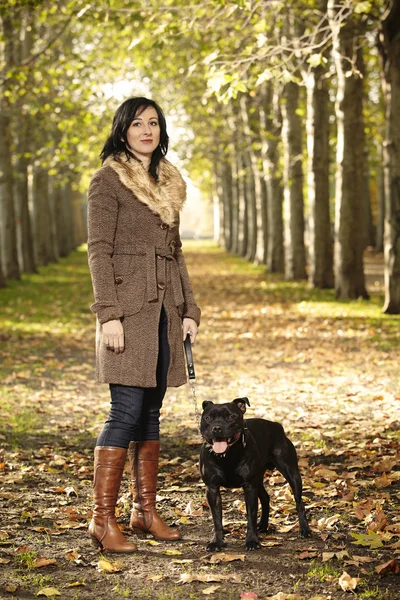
top-left (96, 306), bottom-right (170, 448)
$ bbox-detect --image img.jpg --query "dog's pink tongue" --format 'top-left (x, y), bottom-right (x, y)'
top-left (213, 440), bottom-right (228, 454)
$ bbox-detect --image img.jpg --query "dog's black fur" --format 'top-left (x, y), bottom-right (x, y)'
top-left (199, 397), bottom-right (311, 551)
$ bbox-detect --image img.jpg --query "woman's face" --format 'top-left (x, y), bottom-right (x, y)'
top-left (126, 105), bottom-right (161, 163)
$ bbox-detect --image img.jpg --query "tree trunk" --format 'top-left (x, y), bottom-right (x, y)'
top-left (259, 83), bottom-right (284, 273)
top-left (32, 165), bottom-right (53, 266)
top-left (14, 6), bottom-right (36, 273)
top-left (237, 152), bottom-right (248, 257)
top-left (221, 160), bottom-right (233, 251)
top-left (376, 157), bottom-right (385, 253)
top-left (0, 14), bottom-right (20, 280)
top-left (328, 0), bottom-right (369, 299)
top-left (281, 81), bottom-right (307, 280)
top-left (15, 116), bottom-right (36, 273)
top-left (230, 152), bottom-right (240, 254)
top-left (379, 0), bottom-right (400, 313)
top-left (0, 227), bottom-right (6, 287)
top-left (240, 95), bottom-right (267, 265)
top-left (305, 64), bottom-right (334, 288)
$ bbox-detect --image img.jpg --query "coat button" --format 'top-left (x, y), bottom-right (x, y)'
top-left (157, 283), bottom-right (165, 290)
top-left (160, 223), bottom-right (168, 230)
top-left (115, 276), bottom-right (123, 285)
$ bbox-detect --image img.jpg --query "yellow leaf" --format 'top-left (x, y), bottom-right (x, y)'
top-left (146, 574), bottom-right (164, 582)
top-left (338, 571), bottom-right (359, 591)
top-left (37, 588), bottom-right (61, 597)
top-left (97, 559), bottom-right (124, 573)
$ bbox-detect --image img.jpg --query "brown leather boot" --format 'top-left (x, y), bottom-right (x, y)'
top-left (128, 441), bottom-right (181, 541)
top-left (88, 446), bottom-right (137, 553)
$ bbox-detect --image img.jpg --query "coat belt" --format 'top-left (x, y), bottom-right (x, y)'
top-left (113, 243), bottom-right (184, 306)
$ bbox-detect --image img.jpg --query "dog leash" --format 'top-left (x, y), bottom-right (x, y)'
top-left (184, 333), bottom-right (201, 434)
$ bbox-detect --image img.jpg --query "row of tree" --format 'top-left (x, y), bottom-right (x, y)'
top-left (1, 1), bottom-right (400, 313)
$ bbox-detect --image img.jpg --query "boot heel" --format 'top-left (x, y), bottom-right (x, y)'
top-left (90, 535), bottom-right (103, 550)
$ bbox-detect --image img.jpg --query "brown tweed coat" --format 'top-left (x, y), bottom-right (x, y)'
top-left (87, 155), bottom-right (201, 387)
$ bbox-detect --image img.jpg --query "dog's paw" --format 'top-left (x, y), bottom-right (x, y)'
top-left (300, 525), bottom-right (312, 538)
top-left (245, 540), bottom-right (261, 551)
top-left (206, 540), bottom-right (227, 552)
top-left (257, 522), bottom-right (269, 533)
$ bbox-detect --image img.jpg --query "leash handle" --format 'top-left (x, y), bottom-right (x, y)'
top-left (184, 333), bottom-right (196, 380)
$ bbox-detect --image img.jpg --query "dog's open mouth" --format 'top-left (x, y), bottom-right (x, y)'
top-left (208, 433), bottom-right (240, 454)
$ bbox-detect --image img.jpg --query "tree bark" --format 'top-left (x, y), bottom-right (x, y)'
top-left (328, 0), bottom-right (369, 299)
top-left (281, 81), bottom-right (307, 280)
top-left (230, 152), bottom-right (240, 254)
top-left (259, 84), bottom-right (284, 273)
top-left (32, 165), bottom-right (53, 266)
top-left (0, 13), bottom-right (20, 280)
top-left (237, 151), bottom-right (248, 257)
top-left (375, 155), bottom-right (385, 253)
top-left (305, 60), bottom-right (334, 288)
top-left (378, 0), bottom-right (400, 313)
top-left (14, 6), bottom-right (36, 273)
top-left (221, 160), bottom-right (233, 251)
top-left (240, 95), bottom-right (266, 264)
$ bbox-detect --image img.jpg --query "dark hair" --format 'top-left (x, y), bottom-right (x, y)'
top-left (100, 97), bottom-right (169, 180)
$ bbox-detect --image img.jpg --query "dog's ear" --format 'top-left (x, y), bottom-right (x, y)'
top-left (202, 400), bottom-right (214, 410)
top-left (233, 397), bottom-right (250, 413)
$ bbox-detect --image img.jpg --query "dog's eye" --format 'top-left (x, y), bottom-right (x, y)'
top-left (227, 415), bottom-right (235, 422)
top-left (205, 415), bottom-right (212, 423)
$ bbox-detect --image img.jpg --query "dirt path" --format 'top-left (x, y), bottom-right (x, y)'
top-left (0, 242), bottom-right (399, 600)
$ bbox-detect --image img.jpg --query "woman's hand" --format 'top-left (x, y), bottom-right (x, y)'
top-left (102, 319), bottom-right (125, 354)
top-left (183, 318), bottom-right (198, 344)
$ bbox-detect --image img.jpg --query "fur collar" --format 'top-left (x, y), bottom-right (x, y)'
top-left (103, 155), bottom-right (186, 227)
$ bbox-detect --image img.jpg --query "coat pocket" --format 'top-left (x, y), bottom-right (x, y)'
top-left (114, 256), bottom-right (146, 316)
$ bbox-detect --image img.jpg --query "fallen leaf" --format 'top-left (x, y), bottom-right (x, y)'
top-left (208, 552), bottom-right (245, 564)
top-left (353, 498), bottom-right (373, 520)
top-left (322, 550), bottom-right (349, 562)
top-left (366, 507), bottom-right (388, 533)
top-left (344, 555), bottom-right (375, 567)
top-left (338, 571), bottom-right (359, 591)
top-left (5, 583), bottom-right (18, 593)
top-left (0, 557), bottom-right (11, 564)
top-left (37, 588), bottom-right (61, 597)
top-left (297, 550), bottom-right (319, 560)
top-left (203, 585), bottom-right (221, 595)
top-left (184, 501), bottom-right (203, 516)
top-left (163, 549), bottom-right (182, 556)
top-left (350, 531), bottom-right (383, 549)
top-left (240, 593), bottom-right (258, 599)
top-left (179, 573), bottom-right (241, 584)
top-left (64, 581), bottom-right (86, 588)
top-left (146, 574), bottom-right (164, 582)
top-left (97, 559), bottom-right (124, 573)
top-left (374, 473), bottom-right (391, 488)
top-left (375, 558), bottom-right (399, 576)
top-left (33, 558), bottom-right (57, 568)
top-left (264, 594), bottom-right (305, 600)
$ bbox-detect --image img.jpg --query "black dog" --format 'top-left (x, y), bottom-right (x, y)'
top-left (199, 397), bottom-right (311, 551)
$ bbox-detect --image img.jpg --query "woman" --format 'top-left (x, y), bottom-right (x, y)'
top-left (87, 97), bottom-right (200, 553)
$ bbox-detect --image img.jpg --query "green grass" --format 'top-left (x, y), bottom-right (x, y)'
top-left (306, 560), bottom-right (342, 582)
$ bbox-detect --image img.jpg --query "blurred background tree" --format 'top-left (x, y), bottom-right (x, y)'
top-left (1, 0), bottom-right (399, 312)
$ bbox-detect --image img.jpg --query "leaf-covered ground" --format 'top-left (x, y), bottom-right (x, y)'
top-left (0, 242), bottom-right (399, 600)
